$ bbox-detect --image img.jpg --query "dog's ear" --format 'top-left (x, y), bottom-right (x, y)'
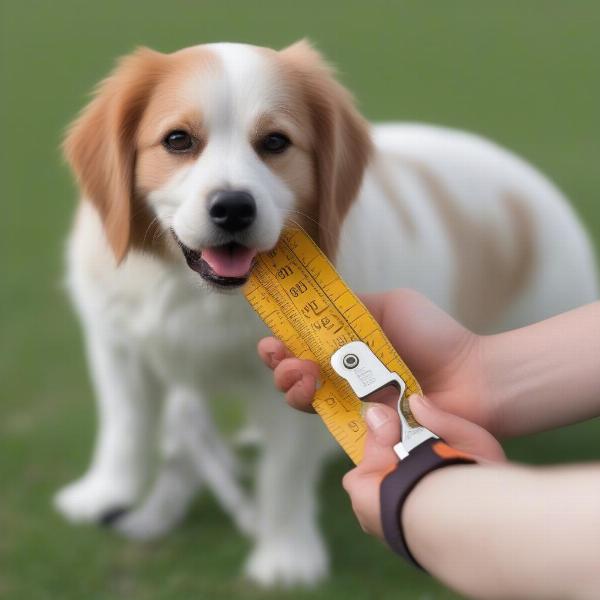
top-left (280, 40), bottom-right (373, 259)
top-left (63, 48), bottom-right (166, 262)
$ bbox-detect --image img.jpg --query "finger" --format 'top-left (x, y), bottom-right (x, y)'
top-left (286, 374), bottom-right (318, 413)
top-left (273, 357), bottom-right (319, 391)
top-left (358, 404), bottom-right (402, 472)
top-left (357, 292), bottom-right (388, 323)
top-left (342, 469), bottom-right (386, 538)
top-left (271, 358), bottom-right (320, 413)
top-left (257, 337), bottom-right (292, 369)
top-left (409, 395), bottom-right (506, 462)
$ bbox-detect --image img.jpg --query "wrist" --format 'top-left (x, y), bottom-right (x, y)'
top-left (379, 439), bottom-right (476, 568)
top-left (450, 331), bottom-right (502, 436)
top-left (401, 463), bottom-right (477, 573)
top-left (479, 328), bottom-right (538, 438)
top-left (477, 333), bottom-right (507, 437)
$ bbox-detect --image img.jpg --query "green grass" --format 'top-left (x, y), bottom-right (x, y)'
top-left (1, 1), bottom-right (599, 598)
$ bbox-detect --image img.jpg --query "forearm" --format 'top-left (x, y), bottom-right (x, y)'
top-left (402, 462), bottom-right (600, 599)
top-left (484, 302), bottom-right (600, 437)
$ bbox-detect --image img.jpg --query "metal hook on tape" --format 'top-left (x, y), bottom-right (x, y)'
top-left (330, 341), bottom-right (437, 460)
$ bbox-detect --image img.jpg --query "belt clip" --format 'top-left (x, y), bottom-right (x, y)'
top-left (331, 341), bottom-right (437, 460)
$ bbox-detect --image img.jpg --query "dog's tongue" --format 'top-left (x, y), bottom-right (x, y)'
top-left (202, 245), bottom-right (257, 278)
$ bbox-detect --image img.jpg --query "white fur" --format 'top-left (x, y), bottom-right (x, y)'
top-left (56, 43), bottom-right (598, 586)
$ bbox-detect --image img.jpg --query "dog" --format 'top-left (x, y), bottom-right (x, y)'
top-left (56, 40), bottom-right (598, 586)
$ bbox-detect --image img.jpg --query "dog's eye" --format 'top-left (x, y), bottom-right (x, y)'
top-left (260, 133), bottom-right (291, 154)
top-left (163, 130), bottom-right (194, 153)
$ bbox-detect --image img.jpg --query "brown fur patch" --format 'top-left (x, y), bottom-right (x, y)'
top-left (278, 40), bottom-right (373, 260)
top-left (248, 53), bottom-right (321, 242)
top-left (64, 46), bottom-right (218, 262)
top-left (370, 155), bottom-right (417, 238)
top-left (407, 161), bottom-right (536, 331)
top-left (135, 46), bottom-right (219, 200)
top-left (64, 48), bottom-right (168, 261)
top-left (264, 143), bottom-right (318, 241)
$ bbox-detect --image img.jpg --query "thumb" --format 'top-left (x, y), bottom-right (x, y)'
top-left (409, 395), bottom-right (506, 462)
top-left (359, 403), bottom-right (402, 472)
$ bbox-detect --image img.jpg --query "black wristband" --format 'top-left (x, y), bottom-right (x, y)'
top-left (380, 438), bottom-right (476, 570)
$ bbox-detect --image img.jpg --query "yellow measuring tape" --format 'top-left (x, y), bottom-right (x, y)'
top-left (244, 228), bottom-right (422, 464)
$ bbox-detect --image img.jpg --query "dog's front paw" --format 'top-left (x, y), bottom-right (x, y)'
top-left (54, 475), bottom-right (139, 525)
top-left (114, 508), bottom-right (178, 541)
top-left (244, 530), bottom-right (329, 587)
top-left (113, 490), bottom-right (196, 541)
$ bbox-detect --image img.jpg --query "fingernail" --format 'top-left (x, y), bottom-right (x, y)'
top-left (365, 405), bottom-right (390, 430)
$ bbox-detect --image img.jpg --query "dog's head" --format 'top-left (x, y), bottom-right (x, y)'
top-left (64, 41), bottom-right (372, 289)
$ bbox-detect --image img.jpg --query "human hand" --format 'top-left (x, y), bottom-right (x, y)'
top-left (342, 397), bottom-right (505, 540)
top-left (258, 289), bottom-right (497, 433)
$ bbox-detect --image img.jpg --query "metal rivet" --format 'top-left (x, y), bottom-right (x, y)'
top-left (343, 353), bottom-right (359, 369)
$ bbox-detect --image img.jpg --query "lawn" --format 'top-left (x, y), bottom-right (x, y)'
top-left (1, 1), bottom-right (599, 598)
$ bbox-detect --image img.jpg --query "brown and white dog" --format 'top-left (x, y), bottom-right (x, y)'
top-left (56, 41), bottom-right (598, 586)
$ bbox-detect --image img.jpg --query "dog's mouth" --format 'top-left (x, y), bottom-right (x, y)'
top-left (176, 238), bottom-right (257, 288)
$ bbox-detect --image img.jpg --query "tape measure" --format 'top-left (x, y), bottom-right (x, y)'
top-left (244, 227), bottom-right (424, 464)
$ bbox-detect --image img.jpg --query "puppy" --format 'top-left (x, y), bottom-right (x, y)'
top-left (56, 40), bottom-right (598, 586)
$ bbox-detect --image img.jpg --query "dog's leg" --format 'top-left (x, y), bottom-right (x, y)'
top-left (115, 386), bottom-right (256, 540)
top-left (245, 397), bottom-right (335, 587)
top-left (112, 395), bottom-right (201, 540)
top-left (54, 330), bottom-right (161, 524)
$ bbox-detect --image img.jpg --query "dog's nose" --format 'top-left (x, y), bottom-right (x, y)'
top-left (208, 190), bottom-right (256, 232)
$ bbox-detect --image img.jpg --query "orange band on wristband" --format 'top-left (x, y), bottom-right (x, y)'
top-left (432, 441), bottom-right (473, 462)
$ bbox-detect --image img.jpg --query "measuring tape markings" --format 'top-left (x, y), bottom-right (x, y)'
top-left (245, 228), bottom-right (422, 463)
top-left (246, 257), bottom-right (368, 460)
top-left (247, 263), bottom-right (367, 460)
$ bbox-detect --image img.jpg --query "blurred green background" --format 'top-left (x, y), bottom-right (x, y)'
top-left (1, 1), bottom-right (599, 599)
